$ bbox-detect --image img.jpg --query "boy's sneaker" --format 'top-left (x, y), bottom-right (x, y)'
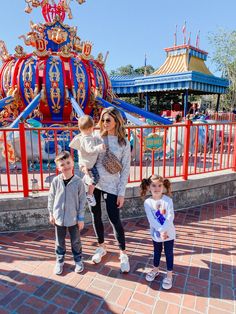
top-left (120, 253), bottom-right (130, 273)
top-left (75, 261), bottom-right (84, 273)
top-left (54, 262), bottom-right (64, 275)
top-left (162, 277), bottom-right (173, 290)
top-left (87, 194), bottom-right (96, 206)
top-left (92, 247), bottom-right (107, 264)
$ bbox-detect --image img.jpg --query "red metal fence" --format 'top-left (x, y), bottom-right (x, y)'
top-left (0, 121), bottom-right (236, 197)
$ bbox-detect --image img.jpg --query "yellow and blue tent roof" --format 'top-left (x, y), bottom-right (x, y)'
top-left (152, 45), bottom-right (212, 76)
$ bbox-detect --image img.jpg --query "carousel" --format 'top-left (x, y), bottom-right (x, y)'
top-left (0, 0), bottom-right (171, 129)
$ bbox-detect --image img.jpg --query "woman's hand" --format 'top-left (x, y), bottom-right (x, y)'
top-left (49, 214), bottom-right (55, 225)
top-left (117, 196), bottom-right (124, 208)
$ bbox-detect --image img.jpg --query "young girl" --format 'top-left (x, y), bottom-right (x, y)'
top-left (140, 175), bottom-right (176, 290)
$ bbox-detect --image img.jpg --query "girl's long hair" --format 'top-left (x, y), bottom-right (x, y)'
top-left (98, 107), bottom-right (127, 146)
top-left (140, 175), bottom-right (172, 197)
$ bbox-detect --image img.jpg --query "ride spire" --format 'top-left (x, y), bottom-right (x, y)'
top-left (24, 0), bottom-right (86, 23)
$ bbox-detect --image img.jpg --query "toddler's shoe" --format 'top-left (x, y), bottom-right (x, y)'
top-left (87, 194), bottom-right (96, 206)
top-left (92, 246), bottom-right (107, 264)
top-left (75, 261), bottom-right (84, 273)
top-left (54, 262), bottom-right (64, 275)
top-left (120, 253), bottom-right (130, 273)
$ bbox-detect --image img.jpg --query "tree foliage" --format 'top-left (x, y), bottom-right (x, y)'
top-left (209, 29), bottom-right (236, 109)
top-left (110, 64), bottom-right (155, 76)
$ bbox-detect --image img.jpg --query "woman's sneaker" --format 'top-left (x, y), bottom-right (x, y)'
top-left (162, 277), bottom-right (173, 290)
top-left (92, 247), bottom-right (107, 264)
top-left (87, 194), bottom-right (96, 206)
top-left (75, 261), bottom-right (84, 273)
top-left (120, 253), bottom-right (130, 273)
top-left (54, 262), bottom-right (64, 275)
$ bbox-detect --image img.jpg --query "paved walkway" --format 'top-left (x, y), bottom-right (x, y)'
top-left (0, 198), bottom-right (235, 314)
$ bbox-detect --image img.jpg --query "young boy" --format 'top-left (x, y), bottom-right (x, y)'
top-left (48, 151), bottom-right (86, 275)
top-left (69, 115), bottom-right (105, 206)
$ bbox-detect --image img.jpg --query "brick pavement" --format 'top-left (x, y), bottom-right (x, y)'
top-left (0, 197), bottom-right (235, 314)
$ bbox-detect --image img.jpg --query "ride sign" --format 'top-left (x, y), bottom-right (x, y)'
top-left (144, 133), bottom-right (163, 151)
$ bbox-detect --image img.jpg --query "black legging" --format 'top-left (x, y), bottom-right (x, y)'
top-left (90, 188), bottom-right (126, 251)
top-left (153, 239), bottom-right (174, 271)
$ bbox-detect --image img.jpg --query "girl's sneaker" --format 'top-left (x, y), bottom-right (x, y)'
top-left (120, 253), bottom-right (130, 273)
top-left (162, 277), bottom-right (173, 290)
top-left (92, 246), bottom-right (107, 264)
top-left (145, 269), bottom-right (160, 282)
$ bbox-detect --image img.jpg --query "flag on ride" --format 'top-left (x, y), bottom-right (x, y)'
top-left (196, 30), bottom-right (200, 48)
top-left (182, 21), bottom-right (186, 44)
top-left (144, 53), bottom-right (147, 76)
top-left (188, 32), bottom-right (191, 45)
top-left (174, 25), bottom-right (177, 46)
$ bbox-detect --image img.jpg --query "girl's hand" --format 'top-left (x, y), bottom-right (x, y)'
top-left (117, 196), bottom-right (124, 208)
top-left (160, 231), bottom-right (168, 240)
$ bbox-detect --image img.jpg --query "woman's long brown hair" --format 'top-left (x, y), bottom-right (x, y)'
top-left (98, 107), bottom-right (127, 146)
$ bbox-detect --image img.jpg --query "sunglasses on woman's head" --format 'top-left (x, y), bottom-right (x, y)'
top-left (101, 118), bottom-right (111, 123)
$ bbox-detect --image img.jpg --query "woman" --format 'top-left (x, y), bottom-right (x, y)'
top-left (90, 107), bottom-right (131, 273)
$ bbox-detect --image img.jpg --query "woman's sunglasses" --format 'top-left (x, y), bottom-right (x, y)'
top-left (101, 118), bottom-right (111, 123)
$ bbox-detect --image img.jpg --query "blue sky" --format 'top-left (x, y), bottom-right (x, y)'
top-left (0, 0), bottom-right (235, 75)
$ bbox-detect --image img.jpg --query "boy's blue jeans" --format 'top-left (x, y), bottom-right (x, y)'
top-left (153, 239), bottom-right (174, 271)
top-left (55, 224), bottom-right (82, 263)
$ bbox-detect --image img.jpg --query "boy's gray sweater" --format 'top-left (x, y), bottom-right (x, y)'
top-left (48, 174), bottom-right (86, 227)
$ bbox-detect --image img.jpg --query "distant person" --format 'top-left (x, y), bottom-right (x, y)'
top-left (188, 103), bottom-right (198, 115)
top-left (174, 113), bottom-right (183, 123)
top-left (140, 175), bottom-right (176, 290)
top-left (69, 115), bottom-right (106, 207)
top-left (172, 102), bottom-right (181, 111)
top-left (48, 151), bottom-right (86, 275)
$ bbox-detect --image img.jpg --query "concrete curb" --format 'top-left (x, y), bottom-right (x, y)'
top-left (1, 170), bottom-right (236, 232)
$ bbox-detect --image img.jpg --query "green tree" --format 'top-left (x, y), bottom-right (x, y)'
top-left (209, 29), bottom-right (236, 109)
top-left (110, 64), bottom-right (135, 76)
top-left (110, 64), bottom-right (155, 76)
top-left (110, 64), bottom-right (155, 109)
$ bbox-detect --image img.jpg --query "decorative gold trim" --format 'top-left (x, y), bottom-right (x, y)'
top-left (14, 45), bottom-right (26, 58)
top-left (58, 44), bottom-right (73, 58)
top-left (49, 58), bottom-right (61, 113)
top-left (23, 59), bottom-right (35, 103)
top-left (81, 41), bottom-right (93, 60)
top-left (73, 59), bottom-right (86, 107)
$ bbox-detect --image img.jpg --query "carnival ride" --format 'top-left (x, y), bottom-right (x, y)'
top-left (0, 0), bottom-right (174, 166)
top-left (0, 0), bottom-right (223, 170)
top-left (0, 0), bottom-right (171, 129)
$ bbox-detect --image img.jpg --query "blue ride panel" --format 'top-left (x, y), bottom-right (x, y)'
top-left (113, 98), bottom-right (172, 125)
top-left (45, 56), bottom-right (65, 122)
top-left (70, 58), bottom-right (89, 111)
top-left (19, 58), bottom-right (37, 105)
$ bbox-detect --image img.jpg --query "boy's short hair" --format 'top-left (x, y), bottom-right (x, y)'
top-left (54, 151), bottom-right (71, 164)
top-left (78, 115), bottom-right (94, 130)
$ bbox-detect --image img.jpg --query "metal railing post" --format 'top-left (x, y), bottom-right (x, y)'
top-left (232, 124), bottom-right (236, 172)
top-left (182, 119), bottom-right (192, 180)
top-left (19, 122), bottom-right (29, 197)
